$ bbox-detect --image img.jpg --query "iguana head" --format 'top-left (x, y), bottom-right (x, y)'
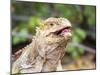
top-left (36, 17), bottom-right (72, 45)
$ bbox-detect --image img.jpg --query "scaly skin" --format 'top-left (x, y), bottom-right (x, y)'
top-left (12, 17), bottom-right (72, 74)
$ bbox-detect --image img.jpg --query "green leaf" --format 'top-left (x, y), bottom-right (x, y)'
top-left (29, 17), bottom-right (40, 27)
top-left (13, 36), bottom-right (26, 45)
top-left (28, 17), bottom-right (41, 34)
top-left (78, 48), bottom-right (84, 54)
top-left (73, 35), bottom-right (81, 43)
top-left (75, 28), bottom-right (86, 39)
top-left (20, 28), bottom-right (28, 35)
top-left (66, 45), bottom-right (75, 53)
top-left (13, 37), bottom-right (21, 45)
top-left (71, 50), bottom-right (80, 59)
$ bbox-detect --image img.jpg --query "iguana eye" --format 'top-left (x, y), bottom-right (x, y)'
top-left (50, 23), bottom-right (54, 26)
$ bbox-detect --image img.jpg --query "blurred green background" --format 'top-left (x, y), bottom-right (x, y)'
top-left (11, 1), bottom-right (96, 61)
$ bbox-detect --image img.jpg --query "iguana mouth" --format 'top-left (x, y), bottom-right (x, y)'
top-left (53, 26), bottom-right (71, 36)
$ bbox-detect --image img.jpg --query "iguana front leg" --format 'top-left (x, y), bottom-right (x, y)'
top-left (56, 60), bottom-right (63, 71)
top-left (12, 40), bottom-right (38, 74)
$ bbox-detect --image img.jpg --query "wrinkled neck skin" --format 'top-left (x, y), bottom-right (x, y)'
top-left (35, 32), bottom-right (67, 58)
top-left (14, 32), bottom-right (68, 73)
top-left (30, 34), bottom-right (68, 72)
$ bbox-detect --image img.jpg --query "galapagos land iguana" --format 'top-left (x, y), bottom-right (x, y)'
top-left (12, 17), bottom-right (72, 74)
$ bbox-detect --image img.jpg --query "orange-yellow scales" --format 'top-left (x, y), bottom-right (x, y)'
top-left (12, 17), bottom-right (72, 74)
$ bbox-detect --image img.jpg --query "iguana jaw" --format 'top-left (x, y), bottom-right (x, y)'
top-left (48, 25), bottom-right (72, 40)
top-left (44, 26), bottom-right (72, 45)
top-left (53, 26), bottom-right (71, 36)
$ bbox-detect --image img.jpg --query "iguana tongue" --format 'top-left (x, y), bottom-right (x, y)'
top-left (62, 29), bottom-right (71, 32)
top-left (60, 29), bottom-right (71, 35)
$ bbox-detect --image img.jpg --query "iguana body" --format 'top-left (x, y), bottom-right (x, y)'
top-left (12, 17), bottom-right (72, 74)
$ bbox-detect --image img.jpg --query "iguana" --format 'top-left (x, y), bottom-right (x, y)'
top-left (12, 17), bottom-right (72, 74)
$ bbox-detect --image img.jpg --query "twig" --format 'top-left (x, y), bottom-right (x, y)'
top-left (12, 32), bottom-right (33, 39)
top-left (70, 42), bottom-right (95, 54)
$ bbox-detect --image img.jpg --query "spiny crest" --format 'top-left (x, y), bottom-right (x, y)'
top-left (43, 17), bottom-right (70, 25)
top-left (14, 46), bottom-right (27, 56)
top-left (43, 17), bottom-right (63, 25)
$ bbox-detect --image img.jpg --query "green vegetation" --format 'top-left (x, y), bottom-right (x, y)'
top-left (12, 1), bottom-right (96, 59)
